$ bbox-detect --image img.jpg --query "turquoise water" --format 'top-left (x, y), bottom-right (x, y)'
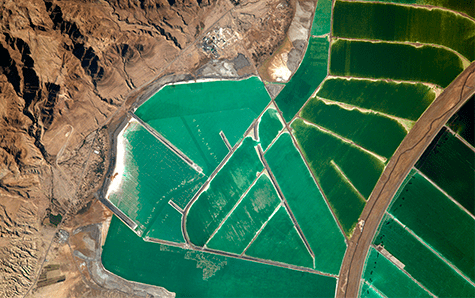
top-left (264, 133), bottom-right (346, 274)
top-left (389, 169), bottom-right (475, 281)
top-left (245, 206), bottom-right (314, 268)
top-left (275, 37), bottom-right (329, 121)
top-left (374, 215), bottom-right (475, 297)
top-left (108, 122), bottom-right (206, 234)
top-left (135, 77), bottom-right (270, 175)
top-left (103, 216), bottom-right (338, 297)
top-left (206, 174), bottom-right (281, 255)
top-left (363, 247), bottom-right (432, 297)
top-left (148, 109), bottom-right (257, 175)
top-left (333, 1), bottom-right (475, 61)
top-left (330, 39), bottom-right (464, 87)
top-left (145, 203), bottom-right (185, 243)
top-left (185, 137), bottom-right (264, 247)
top-left (258, 108), bottom-right (283, 151)
top-left (316, 78), bottom-right (435, 121)
top-left (311, 0), bottom-right (332, 36)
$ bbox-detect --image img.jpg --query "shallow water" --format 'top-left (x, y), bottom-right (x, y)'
top-left (264, 133), bottom-right (347, 274)
top-left (245, 206), bottom-right (314, 268)
top-left (102, 216), bottom-right (338, 297)
top-left (206, 174), bottom-right (281, 254)
top-left (185, 137), bottom-right (264, 247)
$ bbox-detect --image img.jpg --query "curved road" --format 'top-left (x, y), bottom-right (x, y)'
top-left (336, 62), bottom-right (475, 298)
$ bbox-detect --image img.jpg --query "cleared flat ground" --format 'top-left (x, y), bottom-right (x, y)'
top-left (337, 62), bottom-right (475, 298)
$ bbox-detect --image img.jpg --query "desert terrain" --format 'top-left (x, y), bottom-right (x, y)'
top-left (0, 0), bottom-right (301, 296)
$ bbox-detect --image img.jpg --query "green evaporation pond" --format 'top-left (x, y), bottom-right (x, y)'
top-left (333, 1), bottom-right (475, 61)
top-left (416, 128), bottom-right (475, 214)
top-left (351, 0), bottom-right (474, 18)
top-left (389, 169), bottom-right (475, 281)
top-left (258, 108), bottom-right (283, 151)
top-left (245, 206), bottom-right (314, 268)
top-left (359, 281), bottom-right (384, 298)
top-left (135, 77), bottom-right (270, 175)
top-left (311, 0), bottom-right (332, 36)
top-left (275, 37), bottom-right (329, 121)
top-left (291, 118), bottom-right (384, 235)
top-left (374, 215), bottom-right (475, 297)
top-left (145, 203), bottom-right (184, 243)
top-left (108, 122), bottom-right (206, 233)
top-left (330, 39), bottom-right (464, 88)
top-left (447, 94), bottom-right (474, 146)
top-left (301, 98), bottom-right (408, 159)
top-left (102, 216), bottom-right (338, 298)
top-left (148, 108), bottom-right (256, 175)
top-left (185, 137), bottom-right (264, 247)
top-left (363, 247), bottom-right (432, 297)
top-left (206, 174), bottom-right (281, 255)
top-left (264, 133), bottom-right (346, 274)
top-left (316, 77), bottom-right (435, 121)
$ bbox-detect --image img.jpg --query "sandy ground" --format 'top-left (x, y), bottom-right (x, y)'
top-left (336, 62), bottom-right (475, 298)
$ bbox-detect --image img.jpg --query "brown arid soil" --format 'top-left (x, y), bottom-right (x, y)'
top-left (0, 0), bottom-right (297, 296)
top-left (336, 62), bottom-right (475, 298)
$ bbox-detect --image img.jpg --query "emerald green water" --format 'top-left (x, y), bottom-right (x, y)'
top-left (374, 215), bottom-right (475, 297)
top-left (291, 119), bottom-right (385, 235)
top-left (330, 39), bottom-right (464, 87)
top-left (319, 161), bottom-right (366, 235)
top-left (311, 0), bottom-right (332, 36)
top-left (352, 0), bottom-right (474, 18)
top-left (206, 174), bottom-right (281, 254)
top-left (316, 78), bottom-right (435, 121)
top-left (258, 108), bottom-right (283, 151)
top-left (301, 98), bottom-right (407, 159)
top-left (264, 133), bottom-right (346, 274)
top-left (185, 137), bottom-right (264, 247)
top-left (333, 1), bottom-right (475, 61)
top-left (416, 128), bottom-right (475, 214)
top-left (135, 77), bottom-right (270, 175)
top-left (109, 122), bottom-right (206, 233)
top-left (245, 206), bottom-right (314, 268)
top-left (275, 37), bottom-right (329, 121)
top-left (389, 169), bottom-right (475, 281)
top-left (363, 247), bottom-right (431, 297)
top-left (145, 204), bottom-right (184, 243)
top-left (448, 95), bottom-right (474, 146)
top-left (359, 281), bottom-right (384, 298)
top-left (103, 216), bottom-right (338, 297)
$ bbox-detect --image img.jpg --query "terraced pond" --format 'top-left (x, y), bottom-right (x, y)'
top-left (101, 1), bottom-right (474, 296)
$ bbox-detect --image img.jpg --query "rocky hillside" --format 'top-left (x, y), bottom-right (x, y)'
top-left (0, 0), bottom-right (295, 296)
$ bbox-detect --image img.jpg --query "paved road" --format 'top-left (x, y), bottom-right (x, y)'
top-left (336, 62), bottom-right (475, 298)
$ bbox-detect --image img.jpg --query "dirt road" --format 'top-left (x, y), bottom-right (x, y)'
top-left (336, 62), bottom-right (475, 298)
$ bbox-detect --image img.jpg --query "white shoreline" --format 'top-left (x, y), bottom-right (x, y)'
top-left (105, 118), bottom-right (139, 199)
